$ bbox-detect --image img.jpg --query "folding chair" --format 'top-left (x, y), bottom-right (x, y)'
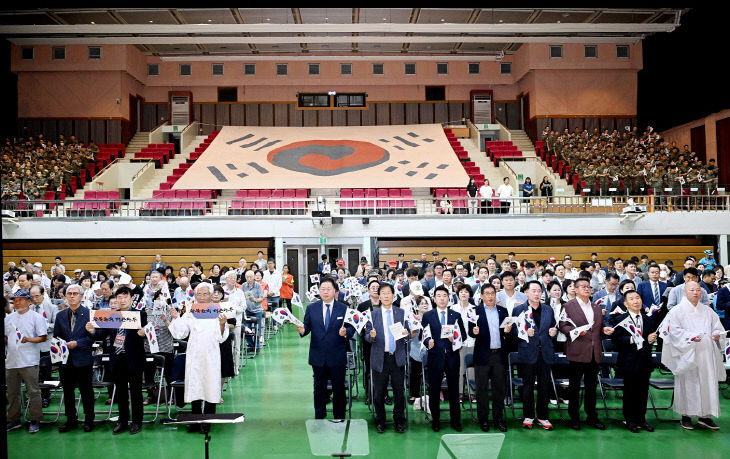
top-left (647, 352), bottom-right (677, 421)
top-left (24, 356), bottom-right (64, 424)
top-left (326, 351), bottom-right (355, 419)
top-left (90, 354), bottom-right (117, 423)
top-left (597, 351), bottom-right (624, 420)
top-left (141, 354), bottom-right (167, 423)
top-left (463, 353), bottom-right (479, 423)
top-left (420, 355), bottom-right (451, 424)
top-left (506, 352), bottom-right (524, 419)
top-left (166, 353), bottom-right (191, 421)
top-left (551, 352), bottom-right (580, 420)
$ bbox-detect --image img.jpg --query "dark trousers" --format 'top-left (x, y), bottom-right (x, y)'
top-left (39, 351), bottom-right (52, 399)
top-left (281, 298), bottom-right (293, 312)
top-left (313, 364), bottom-right (346, 419)
top-left (622, 369), bottom-right (651, 424)
top-left (427, 362), bottom-right (461, 425)
top-left (568, 359), bottom-right (599, 422)
top-left (501, 201), bottom-right (510, 214)
top-left (409, 358), bottom-right (423, 399)
top-left (59, 364), bottom-right (95, 424)
top-left (519, 356), bottom-right (551, 420)
top-left (372, 354), bottom-right (406, 425)
top-left (112, 355), bottom-right (144, 425)
top-left (475, 352), bottom-right (506, 423)
top-left (361, 341), bottom-right (372, 398)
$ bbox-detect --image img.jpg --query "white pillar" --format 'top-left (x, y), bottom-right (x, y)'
top-left (719, 234), bottom-right (729, 268)
top-left (362, 236), bottom-right (372, 267)
top-left (275, 237), bottom-right (285, 270)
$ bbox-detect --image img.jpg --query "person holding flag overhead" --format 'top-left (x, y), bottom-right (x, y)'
top-left (610, 290), bottom-right (657, 433)
top-left (364, 283), bottom-right (410, 433)
top-left (296, 277), bottom-right (355, 419)
top-left (5, 290), bottom-right (47, 434)
top-left (511, 281), bottom-right (558, 430)
top-left (660, 281), bottom-right (726, 430)
top-left (421, 285), bottom-right (467, 432)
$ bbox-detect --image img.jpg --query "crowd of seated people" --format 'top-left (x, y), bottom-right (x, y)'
top-left (1, 134), bottom-right (100, 202)
top-left (4, 247), bottom-right (728, 435)
top-left (541, 126), bottom-right (720, 198)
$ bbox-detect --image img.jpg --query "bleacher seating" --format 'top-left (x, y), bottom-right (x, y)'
top-left (228, 189), bottom-right (309, 216)
top-left (140, 189), bottom-right (214, 216)
top-left (132, 143), bottom-right (175, 168)
top-left (339, 188), bottom-right (416, 215)
top-left (444, 129), bottom-right (484, 186)
top-left (159, 131), bottom-right (219, 190)
top-left (433, 188), bottom-right (469, 214)
top-left (485, 140), bottom-right (523, 165)
top-left (66, 190), bottom-right (121, 217)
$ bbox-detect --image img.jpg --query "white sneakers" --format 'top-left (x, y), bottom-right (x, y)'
top-left (522, 418), bottom-right (533, 429)
top-left (537, 419), bottom-right (554, 430)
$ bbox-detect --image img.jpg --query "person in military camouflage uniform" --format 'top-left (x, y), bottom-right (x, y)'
top-left (647, 169), bottom-right (665, 210)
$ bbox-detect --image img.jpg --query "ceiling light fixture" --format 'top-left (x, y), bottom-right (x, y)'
top-left (90, 21), bottom-right (95, 24)
top-left (149, 20), bottom-right (154, 23)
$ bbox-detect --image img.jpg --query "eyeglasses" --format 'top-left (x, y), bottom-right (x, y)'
top-left (66, 292), bottom-right (80, 296)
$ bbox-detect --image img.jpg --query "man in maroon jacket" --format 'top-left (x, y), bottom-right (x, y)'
top-left (558, 278), bottom-right (615, 430)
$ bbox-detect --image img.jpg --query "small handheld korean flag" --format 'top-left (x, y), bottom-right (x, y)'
top-left (305, 291), bottom-right (316, 302)
top-left (12, 323), bottom-right (24, 344)
top-left (310, 274), bottom-right (320, 284)
top-left (344, 308), bottom-right (368, 334)
top-left (321, 263), bottom-right (331, 275)
top-left (646, 304), bottom-right (661, 317)
top-left (616, 316), bottom-right (643, 349)
top-left (309, 284), bottom-right (320, 296)
top-left (50, 338), bottom-right (69, 364)
top-left (452, 327), bottom-right (463, 351)
top-left (406, 309), bottom-right (423, 331)
top-left (143, 323), bottom-right (159, 353)
top-left (515, 312), bottom-right (530, 343)
top-left (656, 316), bottom-right (671, 340)
top-left (291, 293), bottom-right (303, 309)
top-left (559, 309), bottom-right (577, 328)
top-left (272, 307), bottom-right (288, 325)
top-left (420, 325), bottom-right (432, 351)
top-left (610, 306), bottom-right (626, 316)
top-left (465, 307), bottom-right (479, 325)
top-left (724, 338), bottom-right (730, 363)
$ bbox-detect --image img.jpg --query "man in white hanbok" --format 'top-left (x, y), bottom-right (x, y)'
top-left (661, 281), bottom-right (726, 430)
top-left (222, 271), bottom-right (245, 375)
top-left (169, 282), bottom-right (229, 433)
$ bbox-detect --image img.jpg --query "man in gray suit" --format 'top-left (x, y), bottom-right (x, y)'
top-left (364, 283), bottom-right (410, 434)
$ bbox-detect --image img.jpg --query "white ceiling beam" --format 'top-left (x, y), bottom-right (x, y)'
top-left (0, 22), bottom-right (677, 34)
top-left (7, 35), bottom-right (643, 45)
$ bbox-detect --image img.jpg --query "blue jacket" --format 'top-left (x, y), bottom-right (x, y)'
top-left (635, 280), bottom-right (667, 309)
top-left (715, 286), bottom-right (730, 326)
top-left (421, 307), bottom-right (467, 372)
top-left (53, 306), bottom-right (99, 367)
top-left (593, 288), bottom-right (623, 314)
top-left (364, 307), bottom-right (409, 373)
top-left (510, 303), bottom-right (556, 365)
top-left (300, 300), bottom-right (355, 367)
top-left (468, 304), bottom-right (509, 365)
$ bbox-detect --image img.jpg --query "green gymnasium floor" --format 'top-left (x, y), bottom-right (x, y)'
top-left (8, 325), bottom-right (730, 459)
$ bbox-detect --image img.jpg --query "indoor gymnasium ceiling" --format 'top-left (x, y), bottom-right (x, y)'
top-left (0, 8), bottom-right (686, 57)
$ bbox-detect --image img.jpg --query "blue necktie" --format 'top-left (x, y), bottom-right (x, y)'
top-left (324, 304), bottom-right (331, 329)
top-left (387, 309), bottom-right (395, 354)
top-left (441, 310), bottom-right (446, 326)
top-left (653, 283), bottom-right (660, 305)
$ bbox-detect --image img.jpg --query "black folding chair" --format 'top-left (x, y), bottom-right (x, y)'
top-left (597, 351), bottom-right (625, 420)
top-left (551, 352), bottom-right (581, 420)
top-left (90, 354), bottom-right (116, 423)
top-left (166, 353), bottom-right (191, 421)
top-left (24, 356), bottom-right (64, 424)
top-left (420, 355), bottom-right (450, 424)
top-left (141, 354), bottom-right (167, 423)
top-left (463, 353), bottom-right (479, 422)
top-left (506, 352), bottom-right (524, 419)
top-left (647, 352), bottom-right (677, 421)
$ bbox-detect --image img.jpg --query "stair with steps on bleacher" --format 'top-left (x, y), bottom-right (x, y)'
top-left (132, 135), bottom-right (209, 200)
top-left (505, 129), bottom-right (574, 196)
top-left (508, 129), bottom-right (537, 157)
top-left (125, 132), bottom-right (150, 156)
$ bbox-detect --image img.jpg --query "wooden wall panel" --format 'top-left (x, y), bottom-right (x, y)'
top-left (201, 104), bottom-right (216, 132)
top-left (274, 104), bottom-right (289, 126)
top-left (346, 110), bottom-right (361, 126)
top-left (259, 104), bottom-right (274, 126)
top-left (419, 103), bottom-right (434, 124)
top-left (230, 104), bottom-right (245, 125)
top-left (2, 239), bottom-right (271, 285)
top-left (405, 104), bottom-right (419, 124)
top-left (448, 103), bottom-right (463, 122)
top-left (363, 105), bottom-right (376, 126)
top-left (192, 104), bottom-right (202, 127)
top-left (58, 120), bottom-right (73, 139)
top-left (303, 110), bottom-right (317, 127)
top-left (333, 110), bottom-right (347, 126)
top-left (75, 120), bottom-right (89, 144)
top-left (318, 110), bottom-right (332, 127)
top-left (245, 104), bottom-right (259, 126)
top-left (91, 120), bottom-right (106, 144)
top-left (216, 104), bottom-right (230, 127)
top-left (375, 103), bottom-right (390, 125)
top-left (434, 103), bottom-right (448, 124)
top-left (106, 120), bottom-right (121, 144)
top-left (289, 104), bottom-right (303, 127)
top-left (43, 120), bottom-right (57, 142)
top-left (390, 103), bottom-right (405, 125)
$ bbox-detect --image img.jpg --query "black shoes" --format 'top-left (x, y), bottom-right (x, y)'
top-left (129, 423), bottom-right (142, 435)
top-left (431, 423), bottom-right (440, 432)
top-left (384, 396), bottom-right (393, 405)
top-left (586, 419), bottom-right (605, 430)
top-left (58, 422), bottom-right (78, 433)
top-left (638, 422), bottom-right (655, 432)
top-left (395, 424), bottom-right (405, 434)
top-left (626, 422), bottom-right (639, 433)
top-left (680, 416), bottom-right (694, 430)
top-left (697, 418), bottom-right (719, 430)
top-left (480, 422), bottom-right (490, 432)
top-left (450, 422), bottom-right (463, 432)
top-left (83, 422), bottom-right (95, 432)
top-left (569, 420), bottom-right (581, 431)
top-left (376, 424), bottom-right (385, 434)
top-left (495, 420), bottom-right (507, 432)
top-left (113, 423), bottom-right (129, 435)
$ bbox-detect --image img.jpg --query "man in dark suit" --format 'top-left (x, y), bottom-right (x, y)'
top-left (317, 254), bottom-right (330, 276)
top-left (53, 283), bottom-right (98, 432)
top-left (88, 286), bottom-right (148, 435)
top-left (297, 277), bottom-right (355, 419)
top-left (469, 283), bottom-right (509, 432)
top-left (558, 278), bottom-right (615, 430)
top-left (511, 281), bottom-right (558, 430)
top-left (421, 285), bottom-right (467, 432)
top-left (636, 264), bottom-right (667, 312)
top-left (364, 283), bottom-right (410, 433)
top-left (610, 290), bottom-right (657, 433)
top-left (593, 273), bottom-right (622, 314)
top-left (716, 280), bottom-right (730, 330)
top-left (395, 253), bottom-right (409, 271)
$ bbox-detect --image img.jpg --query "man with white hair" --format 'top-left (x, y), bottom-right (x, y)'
top-left (29, 285), bottom-right (57, 407)
top-left (661, 281), bottom-right (726, 430)
top-left (222, 270), bottom-right (245, 374)
top-left (31, 262), bottom-right (51, 290)
top-left (169, 282), bottom-right (229, 433)
top-left (172, 276), bottom-right (194, 311)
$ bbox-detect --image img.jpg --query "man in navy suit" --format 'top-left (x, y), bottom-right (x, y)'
top-left (297, 277), bottom-right (355, 419)
top-left (89, 286), bottom-right (148, 435)
top-left (395, 253), bottom-right (409, 271)
top-left (469, 283), bottom-right (509, 432)
top-left (364, 283), bottom-right (410, 433)
top-left (593, 273), bottom-right (621, 314)
top-left (636, 264), bottom-right (667, 313)
top-left (610, 291), bottom-right (657, 433)
top-left (53, 283), bottom-right (99, 432)
top-left (511, 281), bottom-right (558, 430)
top-left (716, 280), bottom-right (730, 330)
top-left (421, 285), bottom-right (467, 432)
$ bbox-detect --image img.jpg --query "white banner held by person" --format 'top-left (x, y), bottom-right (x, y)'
top-left (90, 310), bottom-right (142, 329)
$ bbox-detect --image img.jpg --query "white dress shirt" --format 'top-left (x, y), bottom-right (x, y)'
top-left (577, 297), bottom-right (594, 323)
top-left (322, 301), bottom-right (333, 325)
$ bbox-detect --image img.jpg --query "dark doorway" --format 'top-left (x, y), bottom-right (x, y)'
top-left (690, 125), bottom-right (706, 162)
top-left (716, 117), bottom-right (730, 186)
